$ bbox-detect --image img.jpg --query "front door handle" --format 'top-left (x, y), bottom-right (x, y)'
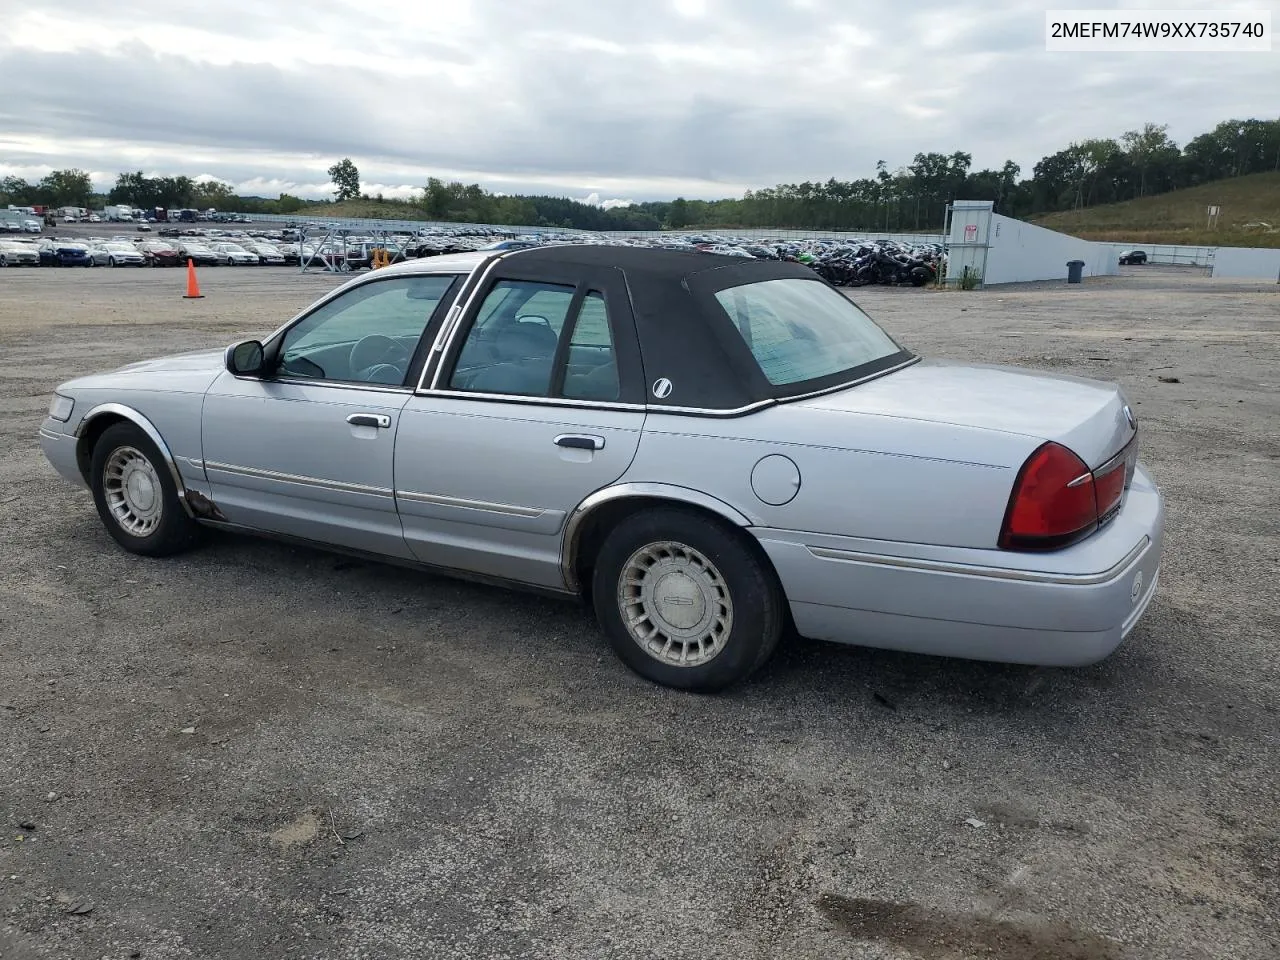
top-left (554, 434), bottom-right (605, 451)
top-left (347, 413), bottom-right (391, 429)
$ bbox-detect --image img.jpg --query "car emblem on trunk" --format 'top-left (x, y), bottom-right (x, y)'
top-left (652, 378), bottom-right (673, 399)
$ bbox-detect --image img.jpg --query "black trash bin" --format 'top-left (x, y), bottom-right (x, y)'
top-left (1066, 259), bottom-right (1085, 283)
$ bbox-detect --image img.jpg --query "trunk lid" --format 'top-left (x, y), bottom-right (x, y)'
top-left (802, 358), bottom-right (1136, 468)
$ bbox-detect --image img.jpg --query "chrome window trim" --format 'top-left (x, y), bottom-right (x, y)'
top-left (646, 398), bottom-right (776, 416)
top-left (395, 489), bottom-right (546, 518)
top-left (413, 334), bottom-right (920, 418)
top-left (203, 460), bottom-right (393, 498)
top-left (422, 254), bottom-right (508, 392)
top-left (775, 355), bottom-right (922, 403)
top-left (804, 536), bottom-right (1149, 586)
top-left (247, 375), bottom-right (412, 395)
top-left (410, 388), bottom-right (647, 412)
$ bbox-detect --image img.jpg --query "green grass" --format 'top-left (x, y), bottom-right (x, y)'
top-left (293, 199), bottom-right (430, 220)
top-left (1032, 171), bottom-right (1280, 247)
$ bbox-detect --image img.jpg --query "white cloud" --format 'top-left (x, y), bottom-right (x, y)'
top-left (0, 0), bottom-right (1277, 202)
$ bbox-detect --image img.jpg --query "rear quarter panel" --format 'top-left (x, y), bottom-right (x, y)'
top-left (626, 404), bottom-right (1043, 549)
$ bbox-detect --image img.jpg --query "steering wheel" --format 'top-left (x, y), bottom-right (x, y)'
top-left (350, 335), bottom-right (411, 382)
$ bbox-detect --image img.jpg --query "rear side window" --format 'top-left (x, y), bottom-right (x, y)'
top-left (713, 278), bottom-right (900, 386)
top-left (448, 282), bottom-right (619, 401)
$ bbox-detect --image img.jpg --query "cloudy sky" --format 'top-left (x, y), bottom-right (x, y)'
top-left (2, 0), bottom-right (1278, 205)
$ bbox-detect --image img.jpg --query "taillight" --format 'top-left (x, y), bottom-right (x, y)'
top-left (999, 442), bottom-right (1099, 550)
top-left (1093, 459), bottom-right (1127, 520)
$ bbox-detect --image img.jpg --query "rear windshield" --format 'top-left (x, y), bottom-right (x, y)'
top-left (713, 278), bottom-right (901, 386)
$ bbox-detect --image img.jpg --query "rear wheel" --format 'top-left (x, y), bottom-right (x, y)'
top-left (591, 507), bottom-right (785, 692)
top-left (90, 422), bottom-right (201, 557)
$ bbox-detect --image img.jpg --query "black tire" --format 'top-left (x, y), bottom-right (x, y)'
top-left (89, 421), bottom-right (201, 557)
top-left (591, 507), bottom-right (785, 692)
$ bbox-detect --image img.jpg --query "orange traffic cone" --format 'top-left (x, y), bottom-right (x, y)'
top-left (183, 258), bottom-right (204, 299)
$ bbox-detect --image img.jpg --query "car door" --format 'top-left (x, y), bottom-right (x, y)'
top-left (395, 261), bottom-right (648, 590)
top-left (201, 272), bottom-right (463, 558)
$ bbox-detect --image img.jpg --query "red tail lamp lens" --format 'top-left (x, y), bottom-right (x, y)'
top-left (1000, 442), bottom-right (1098, 550)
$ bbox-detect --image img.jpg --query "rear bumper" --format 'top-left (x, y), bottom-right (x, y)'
top-left (753, 464), bottom-right (1165, 667)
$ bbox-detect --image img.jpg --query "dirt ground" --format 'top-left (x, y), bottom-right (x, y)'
top-left (1, 264), bottom-right (1277, 960)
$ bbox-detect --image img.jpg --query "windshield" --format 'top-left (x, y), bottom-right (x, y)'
top-left (713, 278), bottom-right (902, 386)
top-left (105, 244), bottom-right (134, 252)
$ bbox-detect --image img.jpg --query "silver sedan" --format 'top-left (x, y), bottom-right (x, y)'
top-left (0, 240), bottom-right (40, 266)
top-left (38, 245), bottom-right (1164, 691)
top-left (89, 242), bottom-right (147, 267)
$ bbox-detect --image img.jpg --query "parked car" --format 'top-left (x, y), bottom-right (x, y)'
top-left (0, 240), bottom-right (41, 266)
top-left (136, 222), bottom-right (153, 232)
top-left (22, 219), bottom-right (42, 234)
top-left (211, 242), bottom-right (261, 266)
top-left (481, 238), bottom-right (541, 251)
top-left (90, 242), bottom-right (147, 267)
top-left (138, 240), bottom-right (182, 267)
top-left (244, 242), bottom-right (286, 265)
top-left (1118, 250), bottom-right (1148, 265)
top-left (176, 241), bottom-right (225, 266)
top-left (36, 246), bottom-right (1165, 692)
top-left (275, 242), bottom-right (302, 265)
top-left (37, 239), bottom-right (93, 267)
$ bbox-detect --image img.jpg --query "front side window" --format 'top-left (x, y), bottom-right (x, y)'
top-left (278, 274), bottom-right (457, 386)
top-left (713, 278), bottom-right (902, 386)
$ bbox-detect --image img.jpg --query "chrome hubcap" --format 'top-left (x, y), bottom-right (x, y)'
top-left (618, 541), bottom-right (733, 667)
top-left (103, 446), bottom-right (162, 537)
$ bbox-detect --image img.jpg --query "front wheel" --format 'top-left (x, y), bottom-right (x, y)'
top-left (591, 507), bottom-right (785, 692)
top-left (90, 422), bottom-right (201, 557)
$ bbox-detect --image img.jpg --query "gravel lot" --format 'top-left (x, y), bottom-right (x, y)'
top-left (1, 265), bottom-right (1277, 960)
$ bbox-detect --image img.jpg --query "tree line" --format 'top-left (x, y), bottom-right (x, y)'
top-left (0, 169), bottom-right (271, 213)
top-left (3, 116), bottom-right (1276, 231)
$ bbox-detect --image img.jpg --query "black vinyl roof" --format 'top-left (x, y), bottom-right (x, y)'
top-left (496, 244), bottom-right (913, 412)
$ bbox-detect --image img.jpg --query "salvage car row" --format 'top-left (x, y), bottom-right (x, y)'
top-left (0, 236), bottom-right (292, 268)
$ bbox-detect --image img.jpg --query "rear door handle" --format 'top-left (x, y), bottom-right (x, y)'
top-left (554, 434), bottom-right (605, 451)
top-left (347, 413), bottom-right (392, 429)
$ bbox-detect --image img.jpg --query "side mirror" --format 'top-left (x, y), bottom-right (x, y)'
top-left (225, 340), bottom-right (266, 376)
